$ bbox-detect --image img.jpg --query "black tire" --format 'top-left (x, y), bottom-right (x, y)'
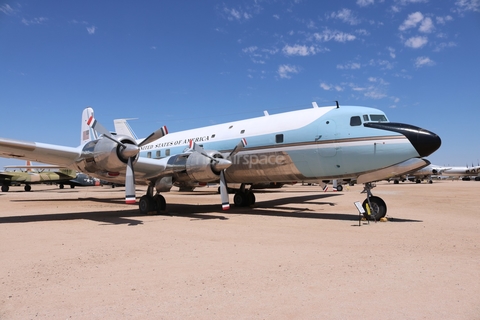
top-left (59, 184), bottom-right (64, 189)
top-left (153, 194), bottom-right (166, 213)
top-left (24, 185), bottom-right (31, 192)
top-left (336, 185), bottom-right (343, 192)
top-left (139, 195), bottom-right (154, 214)
top-left (2, 185), bottom-right (9, 192)
top-left (234, 192), bottom-right (246, 206)
top-left (70, 185), bottom-right (75, 189)
top-left (247, 192), bottom-right (256, 206)
top-left (362, 196), bottom-right (387, 219)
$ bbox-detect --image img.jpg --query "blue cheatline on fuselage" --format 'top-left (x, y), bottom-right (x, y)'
top-left (137, 106), bottom-right (423, 182)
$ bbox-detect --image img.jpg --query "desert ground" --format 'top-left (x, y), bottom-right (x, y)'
top-left (1, 180), bottom-right (479, 319)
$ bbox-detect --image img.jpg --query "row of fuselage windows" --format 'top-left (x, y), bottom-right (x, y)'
top-left (144, 133), bottom-right (285, 159)
top-left (350, 114), bottom-right (388, 126)
top-left (144, 115), bottom-right (385, 158)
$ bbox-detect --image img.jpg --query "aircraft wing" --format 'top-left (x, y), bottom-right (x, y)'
top-left (0, 138), bottom-right (81, 169)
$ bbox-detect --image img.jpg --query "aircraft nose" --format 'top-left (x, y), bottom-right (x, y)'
top-left (364, 122), bottom-right (441, 157)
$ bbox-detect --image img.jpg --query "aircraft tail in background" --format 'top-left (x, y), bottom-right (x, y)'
top-left (113, 118), bottom-right (138, 140)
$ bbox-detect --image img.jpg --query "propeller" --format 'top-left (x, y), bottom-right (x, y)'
top-left (87, 114), bottom-right (168, 203)
top-left (189, 138), bottom-right (247, 210)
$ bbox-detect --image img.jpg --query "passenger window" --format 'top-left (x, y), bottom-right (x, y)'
top-left (147, 152), bottom-right (152, 158)
top-left (276, 134), bottom-right (284, 143)
top-left (156, 150), bottom-right (161, 158)
top-left (166, 149), bottom-right (170, 156)
top-left (350, 116), bottom-right (362, 126)
top-left (240, 130), bottom-right (245, 134)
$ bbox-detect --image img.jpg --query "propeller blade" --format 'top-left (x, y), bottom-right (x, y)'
top-left (228, 138), bottom-right (247, 158)
top-left (138, 126), bottom-right (168, 148)
top-left (125, 157), bottom-right (136, 204)
top-left (87, 115), bottom-right (128, 148)
top-left (219, 171), bottom-right (229, 210)
top-left (189, 140), bottom-right (215, 161)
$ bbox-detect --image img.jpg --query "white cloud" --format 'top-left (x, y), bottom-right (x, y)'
top-left (405, 36), bottom-right (428, 48)
top-left (387, 47), bottom-right (396, 58)
top-left (357, 0), bottom-right (375, 7)
top-left (336, 62), bottom-right (361, 70)
top-left (242, 46), bottom-right (258, 53)
top-left (21, 17), bottom-right (48, 26)
top-left (313, 29), bottom-right (356, 43)
top-left (419, 17), bottom-right (434, 33)
top-left (320, 83), bottom-right (332, 90)
top-left (320, 82), bottom-right (343, 91)
top-left (223, 6), bottom-right (253, 21)
top-left (273, 14), bottom-right (280, 20)
top-left (455, 0), bottom-right (480, 12)
top-left (399, 12), bottom-right (424, 31)
top-left (282, 44), bottom-right (318, 56)
top-left (278, 65), bottom-right (299, 79)
top-left (87, 26), bottom-right (96, 34)
top-left (433, 41), bottom-right (457, 52)
top-left (330, 9), bottom-right (360, 25)
top-left (436, 15), bottom-right (453, 25)
top-left (395, 0), bottom-right (428, 5)
top-left (0, 4), bottom-right (14, 15)
top-left (414, 56), bottom-right (435, 67)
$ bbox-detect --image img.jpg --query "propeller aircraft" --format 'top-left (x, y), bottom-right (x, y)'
top-left (0, 103), bottom-right (441, 219)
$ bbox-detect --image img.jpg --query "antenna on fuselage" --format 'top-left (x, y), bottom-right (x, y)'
top-left (335, 100), bottom-right (340, 108)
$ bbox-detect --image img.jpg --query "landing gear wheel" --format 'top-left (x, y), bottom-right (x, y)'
top-left (24, 185), bottom-right (31, 192)
top-left (247, 192), bottom-right (256, 206)
top-left (59, 184), bottom-right (64, 189)
top-left (2, 185), bottom-right (9, 192)
top-left (153, 194), bottom-right (166, 213)
top-left (70, 185), bottom-right (75, 189)
top-left (234, 192), bottom-right (246, 206)
top-left (139, 195), bottom-right (154, 214)
top-left (336, 185), bottom-right (343, 192)
top-left (234, 191), bottom-right (256, 207)
top-left (362, 196), bottom-right (387, 220)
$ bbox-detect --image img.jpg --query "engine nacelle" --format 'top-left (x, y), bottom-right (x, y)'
top-left (76, 135), bottom-right (138, 174)
top-left (169, 150), bottom-right (226, 183)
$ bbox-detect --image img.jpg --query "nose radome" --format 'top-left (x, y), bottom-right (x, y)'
top-left (364, 122), bottom-right (441, 157)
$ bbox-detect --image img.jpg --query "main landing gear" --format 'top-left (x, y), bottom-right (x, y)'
top-left (138, 185), bottom-right (166, 215)
top-left (361, 182), bottom-right (387, 220)
top-left (233, 184), bottom-right (256, 207)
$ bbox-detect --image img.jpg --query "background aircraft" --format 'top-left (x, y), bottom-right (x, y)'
top-left (1, 162), bottom-right (102, 191)
top-left (440, 166), bottom-right (480, 181)
top-left (1, 163), bottom-right (77, 192)
top-left (0, 104), bottom-right (441, 219)
top-left (387, 164), bottom-right (449, 184)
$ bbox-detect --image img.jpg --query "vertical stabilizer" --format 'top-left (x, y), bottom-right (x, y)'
top-left (113, 118), bottom-right (138, 140)
top-left (81, 107), bottom-right (98, 145)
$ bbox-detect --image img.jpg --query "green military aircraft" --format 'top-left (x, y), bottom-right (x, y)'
top-left (1, 162), bottom-right (77, 192)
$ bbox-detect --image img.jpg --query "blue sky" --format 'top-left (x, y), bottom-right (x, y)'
top-left (0, 0), bottom-right (479, 169)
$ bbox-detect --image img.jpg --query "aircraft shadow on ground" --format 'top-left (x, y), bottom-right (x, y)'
top-left (1, 193), bottom-right (422, 225)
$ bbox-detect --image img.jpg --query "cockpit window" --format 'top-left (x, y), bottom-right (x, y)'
top-left (363, 115), bottom-right (369, 121)
top-left (350, 116), bottom-right (362, 126)
top-left (369, 114), bottom-right (388, 122)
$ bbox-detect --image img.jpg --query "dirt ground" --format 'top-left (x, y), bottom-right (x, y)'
top-left (1, 180), bottom-right (479, 319)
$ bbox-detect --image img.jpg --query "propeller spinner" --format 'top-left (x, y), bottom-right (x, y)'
top-left (87, 115), bottom-right (168, 204)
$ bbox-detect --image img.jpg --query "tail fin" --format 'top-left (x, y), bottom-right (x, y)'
top-left (81, 107), bottom-right (98, 145)
top-left (113, 118), bottom-right (138, 140)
